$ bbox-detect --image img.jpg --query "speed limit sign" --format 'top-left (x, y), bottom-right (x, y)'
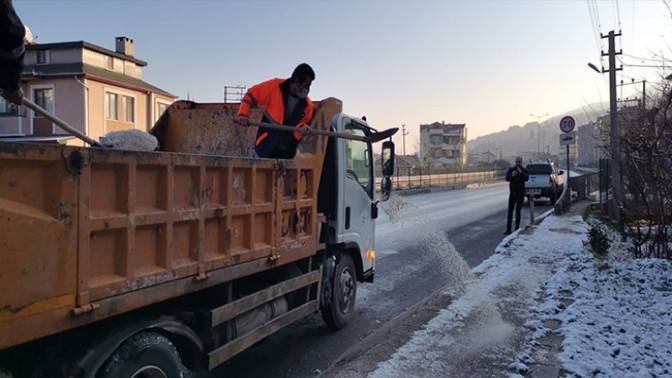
top-left (559, 116), bottom-right (575, 134)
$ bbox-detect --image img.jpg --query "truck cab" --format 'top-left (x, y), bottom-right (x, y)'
top-left (316, 112), bottom-right (395, 328)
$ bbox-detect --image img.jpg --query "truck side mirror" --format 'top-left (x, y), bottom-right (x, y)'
top-left (381, 141), bottom-right (395, 178)
top-left (380, 177), bottom-right (392, 200)
top-left (379, 141), bottom-right (394, 201)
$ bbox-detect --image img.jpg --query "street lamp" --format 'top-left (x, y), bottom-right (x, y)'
top-left (587, 62), bottom-right (602, 74)
top-left (530, 113), bottom-right (548, 158)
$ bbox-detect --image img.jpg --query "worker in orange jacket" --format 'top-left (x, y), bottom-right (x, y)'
top-left (237, 63), bottom-right (315, 159)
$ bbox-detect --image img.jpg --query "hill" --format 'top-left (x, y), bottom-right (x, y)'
top-left (467, 102), bottom-right (608, 162)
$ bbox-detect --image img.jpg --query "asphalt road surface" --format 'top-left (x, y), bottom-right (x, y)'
top-left (205, 184), bottom-right (553, 377)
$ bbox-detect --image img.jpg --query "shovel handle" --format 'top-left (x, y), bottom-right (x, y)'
top-left (22, 98), bottom-right (101, 147)
top-left (235, 119), bottom-right (370, 142)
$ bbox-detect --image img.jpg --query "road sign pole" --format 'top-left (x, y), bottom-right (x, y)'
top-left (559, 115), bottom-right (576, 210)
top-left (566, 144), bottom-right (570, 206)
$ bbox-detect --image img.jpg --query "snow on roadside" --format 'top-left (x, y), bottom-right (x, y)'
top-left (370, 207), bottom-right (589, 377)
top-left (371, 197), bottom-right (672, 378)
top-left (520, 240), bottom-right (672, 378)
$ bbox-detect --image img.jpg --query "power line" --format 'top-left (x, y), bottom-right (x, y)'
top-left (620, 63), bottom-right (669, 68)
top-left (587, 0), bottom-right (611, 85)
top-left (587, 0), bottom-right (603, 60)
top-left (613, 0), bottom-right (621, 32)
top-left (616, 52), bottom-right (670, 69)
top-left (631, 0), bottom-right (635, 60)
top-left (620, 53), bottom-right (663, 63)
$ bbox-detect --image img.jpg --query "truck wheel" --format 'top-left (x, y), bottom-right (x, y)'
top-left (321, 253), bottom-right (357, 330)
top-left (97, 332), bottom-right (190, 378)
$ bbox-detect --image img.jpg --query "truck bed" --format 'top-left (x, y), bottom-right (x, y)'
top-left (0, 98), bottom-right (341, 350)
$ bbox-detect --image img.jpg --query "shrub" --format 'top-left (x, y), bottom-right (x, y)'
top-left (589, 225), bottom-right (611, 257)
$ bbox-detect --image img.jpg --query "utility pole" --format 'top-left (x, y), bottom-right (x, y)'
top-left (401, 124), bottom-right (409, 157)
top-left (530, 113), bottom-right (548, 159)
top-left (604, 30), bottom-right (623, 223)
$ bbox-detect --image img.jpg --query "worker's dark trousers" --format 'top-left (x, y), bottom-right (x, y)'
top-left (506, 193), bottom-right (525, 232)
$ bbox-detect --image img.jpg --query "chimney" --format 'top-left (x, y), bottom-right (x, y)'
top-left (115, 36), bottom-right (134, 57)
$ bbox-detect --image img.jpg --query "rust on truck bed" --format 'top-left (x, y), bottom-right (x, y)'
top-left (0, 98), bottom-right (342, 350)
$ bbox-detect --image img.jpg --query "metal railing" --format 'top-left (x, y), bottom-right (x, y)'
top-left (387, 167), bottom-right (507, 191)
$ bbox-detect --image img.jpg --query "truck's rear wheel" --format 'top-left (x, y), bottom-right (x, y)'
top-left (321, 254), bottom-right (357, 330)
top-left (97, 332), bottom-right (190, 378)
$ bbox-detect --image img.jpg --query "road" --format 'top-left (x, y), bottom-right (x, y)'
top-left (207, 183), bottom-right (553, 377)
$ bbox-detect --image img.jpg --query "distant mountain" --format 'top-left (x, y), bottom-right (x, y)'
top-left (467, 102), bottom-right (608, 161)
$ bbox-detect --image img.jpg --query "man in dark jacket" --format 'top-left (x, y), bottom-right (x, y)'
top-left (237, 63), bottom-right (315, 159)
top-left (504, 156), bottom-right (529, 235)
top-left (0, 0), bottom-right (26, 105)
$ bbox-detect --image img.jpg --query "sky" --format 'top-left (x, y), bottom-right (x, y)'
top-left (13, 0), bottom-right (672, 153)
top-left (362, 195), bottom-right (672, 377)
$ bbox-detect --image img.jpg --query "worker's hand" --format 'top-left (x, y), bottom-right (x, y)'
top-left (298, 124), bottom-right (310, 136)
top-left (237, 115), bottom-right (249, 127)
top-left (0, 88), bottom-right (23, 105)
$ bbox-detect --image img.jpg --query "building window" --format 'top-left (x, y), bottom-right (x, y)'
top-left (121, 95), bottom-right (134, 123)
top-left (105, 92), bottom-right (118, 120)
top-left (37, 50), bottom-right (50, 64)
top-left (34, 88), bottom-right (54, 113)
top-left (0, 98), bottom-right (19, 115)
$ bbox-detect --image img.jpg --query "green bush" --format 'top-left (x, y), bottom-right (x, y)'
top-left (589, 225), bottom-right (611, 257)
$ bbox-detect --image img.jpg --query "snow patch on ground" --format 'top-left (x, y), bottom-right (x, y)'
top-left (368, 209), bottom-right (672, 377)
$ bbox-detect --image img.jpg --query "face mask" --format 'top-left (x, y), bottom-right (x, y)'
top-left (297, 88), bottom-right (309, 99)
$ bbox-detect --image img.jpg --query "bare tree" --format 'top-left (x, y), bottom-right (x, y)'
top-left (618, 77), bottom-right (672, 259)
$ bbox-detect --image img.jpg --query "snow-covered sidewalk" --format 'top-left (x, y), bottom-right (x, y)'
top-left (342, 202), bottom-right (672, 378)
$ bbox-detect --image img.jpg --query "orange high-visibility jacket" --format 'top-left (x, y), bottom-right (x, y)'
top-left (238, 78), bottom-right (314, 158)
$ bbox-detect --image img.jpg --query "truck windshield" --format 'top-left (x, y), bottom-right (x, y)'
top-left (345, 123), bottom-right (373, 198)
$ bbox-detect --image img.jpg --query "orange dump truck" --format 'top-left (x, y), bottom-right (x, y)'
top-left (0, 98), bottom-right (396, 377)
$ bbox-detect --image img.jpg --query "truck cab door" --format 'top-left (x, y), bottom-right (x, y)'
top-left (336, 121), bottom-right (375, 273)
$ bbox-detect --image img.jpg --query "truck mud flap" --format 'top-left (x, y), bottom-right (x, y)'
top-left (207, 269), bottom-right (321, 369)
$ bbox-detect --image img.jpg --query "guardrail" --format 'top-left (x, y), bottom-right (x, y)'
top-left (388, 168), bottom-right (506, 191)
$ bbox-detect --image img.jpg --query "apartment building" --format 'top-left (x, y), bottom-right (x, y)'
top-left (0, 36), bottom-right (176, 144)
top-left (419, 121), bottom-right (467, 167)
top-left (577, 122), bottom-right (601, 167)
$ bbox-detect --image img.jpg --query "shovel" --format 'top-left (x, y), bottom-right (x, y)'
top-left (235, 119), bottom-right (398, 143)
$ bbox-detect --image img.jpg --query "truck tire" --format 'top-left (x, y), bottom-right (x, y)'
top-left (97, 332), bottom-right (190, 378)
top-left (321, 253), bottom-right (357, 330)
